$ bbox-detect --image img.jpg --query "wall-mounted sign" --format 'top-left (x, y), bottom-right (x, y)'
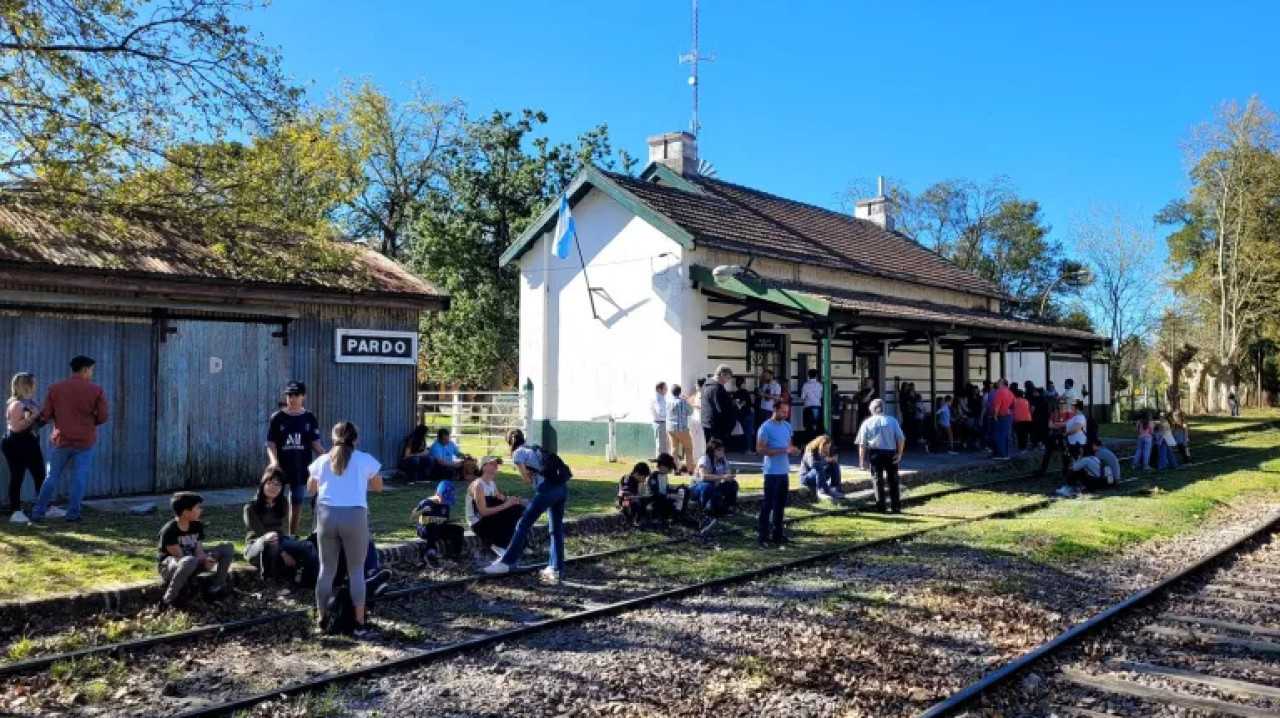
top-left (335, 329), bottom-right (418, 365)
top-left (748, 332), bottom-right (783, 354)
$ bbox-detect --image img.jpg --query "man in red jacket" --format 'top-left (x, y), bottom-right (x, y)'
top-left (31, 356), bottom-right (110, 523)
top-left (990, 379), bottom-right (1016, 460)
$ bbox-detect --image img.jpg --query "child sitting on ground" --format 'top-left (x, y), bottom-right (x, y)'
top-left (157, 492), bottom-right (235, 608)
top-left (617, 461), bottom-right (653, 527)
top-left (648, 453), bottom-right (689, 529)
top-left (410, 479), bottom-right (464, 564)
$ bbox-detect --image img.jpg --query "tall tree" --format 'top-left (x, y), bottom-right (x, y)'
top-left (0, 0), bottom-right (296, 192)
top-left (1160, 97), bottom-right (1280, 411)
top-left (334, 79), bottom-right (465, 258)
top-left (1073, 205), bottom-right (1167, 403)
top-left (411, 110), bottom-right (633, 388)
top-left (1155, 310), bottom-right (1201, 413)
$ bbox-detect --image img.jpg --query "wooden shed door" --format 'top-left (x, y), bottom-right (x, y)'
top-left (155, 321), bottom-right (289, 491)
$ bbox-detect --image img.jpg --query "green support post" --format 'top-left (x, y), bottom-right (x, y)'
top-left (821, 325), bottom-right (833, 436)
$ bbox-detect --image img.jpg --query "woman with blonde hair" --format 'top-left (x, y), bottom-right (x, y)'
top-left (3, 373), bottom-right (45, 523)
top-left (799, 434), bottom-right (843, 501)
top-left (308, 421), bottom-right (383, 636)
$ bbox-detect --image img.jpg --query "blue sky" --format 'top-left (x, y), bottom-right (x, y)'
top-left (247, 0), bottom-right (1280, 251)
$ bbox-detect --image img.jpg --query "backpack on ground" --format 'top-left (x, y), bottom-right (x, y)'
top-left (323, 586), bottom-right (358, 635)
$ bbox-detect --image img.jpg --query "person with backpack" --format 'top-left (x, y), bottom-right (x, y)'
top-left (483, 429), bottom-right (572, 583)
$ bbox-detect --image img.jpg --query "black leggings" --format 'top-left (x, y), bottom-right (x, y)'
top-left (1, 431), bottom-right (45, 511)
top-left (472, 500), bottom-right (523, 549)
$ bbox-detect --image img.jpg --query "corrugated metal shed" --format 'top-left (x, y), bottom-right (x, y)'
top-left (292, 306), bottom-right (418, 469)
top-left (0, 310), bottom-right (155, 498)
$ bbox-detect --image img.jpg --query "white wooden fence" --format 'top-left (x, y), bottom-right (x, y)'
top-left (416, 390), bottom-right (528, 455)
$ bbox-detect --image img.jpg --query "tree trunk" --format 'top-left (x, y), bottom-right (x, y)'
top-left (1188, 362), bottom-right (1207, 414)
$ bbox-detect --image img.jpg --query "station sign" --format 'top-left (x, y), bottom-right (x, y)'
top-left (748, 332), bottom-right (784, 353)
top-left (335, 329), bottom-right (418, 365)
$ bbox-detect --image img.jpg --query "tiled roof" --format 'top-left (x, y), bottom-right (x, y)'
top-left (603, 171), bottom-right (1003, 299)
top-left (815, 285), bottom-right (1104, 344)
top-left (0, 199), bottom-right (443, 302)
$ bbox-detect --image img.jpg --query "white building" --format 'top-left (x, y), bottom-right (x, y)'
top-left (500, 132), bottom-right (1109, 456)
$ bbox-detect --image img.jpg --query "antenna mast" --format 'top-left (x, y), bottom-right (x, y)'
top-left (678, 0), bottom-right (714, 137)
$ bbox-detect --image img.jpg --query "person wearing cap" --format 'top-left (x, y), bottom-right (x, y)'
top-left (855, 398), bottom-right (905, 513)
top-left (410, 475), bottom-right (464, 563)
top-left (465, 455), bottom-right (524, 558)
top-left (267, 381), bottom-right (326, 535)
top-left (31, 356), bottom-right (110, 523)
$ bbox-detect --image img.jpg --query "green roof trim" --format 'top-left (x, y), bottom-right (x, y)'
top-left (639, 162), bottom-right (706, 194)
top-left (689, 264), bottom-right (830, 317)
top-left (498, 166), bottom-right (696, 267)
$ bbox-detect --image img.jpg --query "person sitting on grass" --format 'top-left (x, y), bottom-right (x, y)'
top-left (1059, 437), bottom-right (1120, 497)
top-left (411, 478), bottom-right (464, 565)
top-left (398, 426), bottom-right (433, 482)
top-left (466, 455), bottom-right (523, 559)
top-left (617, 461), bottom-right (654, 528)
top-left (428, 428), bottom-right (469, 482)
top-left (158, 492), bottom-right (234, 609)
top-left (647, 453), bottom-right (689, 529)
top-left (692, 439), bottom-right (739, 533)
top-left (244, 466), bottom-right (318, 588)
top-left (799, 435), bottom-right (844, 502)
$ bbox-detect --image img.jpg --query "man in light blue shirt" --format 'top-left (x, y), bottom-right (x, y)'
top-left (428, 428), bottom-right (465, 481)
top-left (856, 399), bottom-right (905, 513)
top-left (756, 401), bottom-right (799, 547)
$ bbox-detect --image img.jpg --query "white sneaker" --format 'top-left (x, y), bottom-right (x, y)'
top-left (539, 567), bottom-right (562, 584)
top-left (45, 507), bottom-right (66, 519)
top-left (818, 490), bottom-right (835, 503)
top-left (482, 560), bottom-right (511, 575)
top-left (1053, 486), bottom-right (1075, 498)
top-left (10, 510), bottom-right (29, 524)
top-left (491, 546), bottom-right (507, 559)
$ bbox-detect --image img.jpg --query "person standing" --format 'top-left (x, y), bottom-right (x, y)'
top-left (1229, 390), bottom-right (1240, 417)
top-left (731, 376), bottom-right (756, 455)
top-left (483, 429), bottom-right (571, 583)
top-left (309, 421), bottom-right (383, 637)
top-left (701, 365), bottom-right (736, 445)
top-left (856, 377), bottom-right (878, 430)
top-left (856, 399), bottom-right (906, 513)
top-left (1061, 379), bottom-right (1079, 405)
top-left (4, 373), bottom-right (46, 524)
top-left (756, 401), bottom-right (799, 547)
top-left (757, 371), bottom-right (782, 436)
top-left (267, 381), bottom-right (326, 536)
top-left (690, 378), bottom-right (707, 468)
top-left (651, 383), bottom-right (669, 457)
top-left (666, 385), bottom-right (695, 474)
top-left (800, 369), bottom-right (823, 436)
top-left (1012, 387), bottom-right (1033, 452)
top-left (31, 356), bottom-right (109, 523)
top-left (990, 379), bottom-right (1016, 460)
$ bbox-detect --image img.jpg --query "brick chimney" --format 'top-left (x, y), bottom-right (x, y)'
top-left (647, 131), bottom-right (698, 176)
top-left (854, 176), bottom-right (896, 231)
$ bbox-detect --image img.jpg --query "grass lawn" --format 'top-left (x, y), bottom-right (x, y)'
top-left (3, 418), bottom-right (1280, 604)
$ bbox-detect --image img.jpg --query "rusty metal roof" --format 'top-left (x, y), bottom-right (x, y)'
top-left (0, 199), bottom-right (443, 305)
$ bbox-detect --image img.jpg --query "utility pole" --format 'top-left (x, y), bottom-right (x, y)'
top-left (678, 0), bottom-right (715, 137)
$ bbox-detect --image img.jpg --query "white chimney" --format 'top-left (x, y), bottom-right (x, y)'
top-left (854, 175), bottom-right (895, 231)
top-left (647, 131), bottom-right (698, 176)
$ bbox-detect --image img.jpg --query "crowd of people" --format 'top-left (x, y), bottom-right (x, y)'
top-left (3, 357), bottom-right (1197, 637)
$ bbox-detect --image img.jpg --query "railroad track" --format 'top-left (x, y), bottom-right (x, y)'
top-left (0, 436), bottom-right (1266, 717)
top-left (149, 445), bottom-right (1263, 718)
top-left (919, 503), bottom-right (1280, 717)
top-left (0, 455), bottom-right (1066, 681)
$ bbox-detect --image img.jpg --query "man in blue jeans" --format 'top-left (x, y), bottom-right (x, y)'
top-left (32, 356), bottom-right (109, 523)
top-left (483, 429), bottom-right (569, 583)
top-left (756, 401), bottom-right (799, 548)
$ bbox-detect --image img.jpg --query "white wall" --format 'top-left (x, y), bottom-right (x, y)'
top-left (518, 188), bottom-right (686, 425)
top-left (1006, 351), bottom-right (1112, 402)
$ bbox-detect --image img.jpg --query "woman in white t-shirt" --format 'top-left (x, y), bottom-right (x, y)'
top-left (307, 421), bottom-right (383, 636)
top-left (1064, 401), bottom-right (1089, 460)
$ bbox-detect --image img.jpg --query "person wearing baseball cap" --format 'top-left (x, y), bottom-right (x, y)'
top-left (266, 381), bottom-right (325, 535)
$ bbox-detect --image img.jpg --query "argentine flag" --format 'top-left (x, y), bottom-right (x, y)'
top-left (552, 192), bottom-right (575, 260)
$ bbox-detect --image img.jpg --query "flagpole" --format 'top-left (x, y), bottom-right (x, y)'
top-left (573, 230), bottom-right (599, 321)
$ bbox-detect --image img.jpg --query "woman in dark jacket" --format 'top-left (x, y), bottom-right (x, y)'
top-left (244, 466), bottom-right (319, 587)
